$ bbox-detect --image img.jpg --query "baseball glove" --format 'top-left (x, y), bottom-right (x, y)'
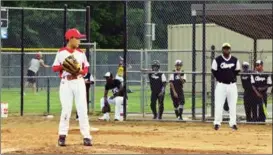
top-left (102, 100), bottom-right (111, 113)
top-left (62, 55), bottom-right (81, 75)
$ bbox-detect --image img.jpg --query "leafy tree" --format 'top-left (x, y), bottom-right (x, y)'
top-left (1, 1), bottom-right (124, 49)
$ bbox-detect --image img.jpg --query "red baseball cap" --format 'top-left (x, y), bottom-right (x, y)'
top-left (65, 28), bottom-right (86, 40)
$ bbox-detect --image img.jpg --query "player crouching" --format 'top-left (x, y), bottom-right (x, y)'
top-left (99, 72), bottom-right (126, 121)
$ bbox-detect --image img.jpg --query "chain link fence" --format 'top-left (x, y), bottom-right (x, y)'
top-left (1, 2), bottom-right (272, 123)
top-left (126, 1), bottom-right (273, 122)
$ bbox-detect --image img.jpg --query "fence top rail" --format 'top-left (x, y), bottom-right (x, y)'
top-left (3, 6), bottom-right (86, 12)
top-left (2, 48), bottom-right (266, 54)
top-left (0, 48), bottom-right (143, 53)
top-left (145, 49), bottom-right (257, 53)
top-left (134, 70), bottom-right (273, 75)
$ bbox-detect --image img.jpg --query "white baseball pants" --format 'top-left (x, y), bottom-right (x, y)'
top-left (214, 82), bottom-right (238, 127)
top-left (100, 96), bottom-right (124, 120)
top-left (58, 77), bottom-right (92, 139)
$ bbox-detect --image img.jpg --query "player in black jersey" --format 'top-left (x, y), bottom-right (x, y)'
top-left (211, 43), bottom-right (240, 130)
top-left (148, 60), bottom-right (167, 120)
top-left (169, 60), bottom-right (186, 120)
top-left (98, 72), bottom-right (125, 121)
top-left (240, 62), bottom-right (254, 122)
top-left (251, 60), bottom-right (272, 122)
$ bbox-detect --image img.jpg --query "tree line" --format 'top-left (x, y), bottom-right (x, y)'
top-left (1, 1), bottom-right (253, 49)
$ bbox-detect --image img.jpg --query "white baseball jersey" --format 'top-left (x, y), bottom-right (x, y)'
top-left (52, 47), bottom-right (89, 78)
top-left (28, 58), bottom-right (43, 73)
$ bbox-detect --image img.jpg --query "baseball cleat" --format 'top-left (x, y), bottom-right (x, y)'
top-left (58, 135), bottom-right (66, 147)
top-left (214, 124), bottom-right (220, 130)
top-left (231, 125), bottom-right (238, 131)
top-left (98, 116), bottom-right (110, 121)
top-left (83, 138), bottom-right (92, 146)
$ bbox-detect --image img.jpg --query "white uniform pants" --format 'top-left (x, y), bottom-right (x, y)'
top-left (214, 82), bottom-right (238, 127)
top-left (100, 96), bottom-right (124, 120)
top-left (58, 77), bottom-right (92, 139)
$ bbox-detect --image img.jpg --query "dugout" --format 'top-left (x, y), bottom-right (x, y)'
top-left (191, 3), bottom-right (273, 66)
top-left (190, 3), bottom-right (273, 120)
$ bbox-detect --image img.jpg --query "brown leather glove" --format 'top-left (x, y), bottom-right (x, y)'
top-left (102, 99), bottom-right (111, 113)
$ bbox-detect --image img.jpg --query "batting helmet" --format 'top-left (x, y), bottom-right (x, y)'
top-left (175, 60), bottom-right (183, 66)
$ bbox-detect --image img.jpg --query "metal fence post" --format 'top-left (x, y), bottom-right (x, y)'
top-left (85, 5), bottom-right (91, 114)
top-left (47, 77), bottom-right (50, 115)
top-left (123, 1), bottom-right (128, 121)
top-left (63, 4), bottom-right (68, 46)
top-left (211, 45), bottom-right (215, 118)
top-left (191, 9), bottom-right (196, 120)
top-left (92, 42), bottom-right (96, 112)
top-left (202, 2), bottom-right (206, 122)
top-left (20, 8), bottom-right (25, 116)
top-left (140, 49), bottom-right (145, 117)
top-left (144, 49), bottom-right (149, 108)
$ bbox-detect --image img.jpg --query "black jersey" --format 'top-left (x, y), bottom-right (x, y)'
top-left (105, 79), bottom-right (124, 96)
top-left (211, 55), bottom-right (240, 84)
top-left (240, 71), bottom-right (253, 92)
top-left (169, 70), bottom-right (186, 95)
top-left (251, 72), bottom-right (272, 93)
top-left (148, 72), bottom-right (166, 93)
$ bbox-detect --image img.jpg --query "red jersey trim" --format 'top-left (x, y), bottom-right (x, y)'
top-left (52, 65), bottom-right (63, 78)
top-left (58, 47), bottom-right (74, 53)
top-left (76, 48), bottom-right (84, 53)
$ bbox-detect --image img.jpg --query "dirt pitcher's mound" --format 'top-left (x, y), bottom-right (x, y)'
top-left (1, 116), bottom-right (272, 154)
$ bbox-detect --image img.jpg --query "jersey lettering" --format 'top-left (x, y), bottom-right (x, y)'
top-left (151, 74), bottom-right (159, 79)
top-left (220, 62), bottom-right (235, 69)
top-left (241, 76), bottom-right (248, 80)
top-left (255, 76), bottom-right (266, 81)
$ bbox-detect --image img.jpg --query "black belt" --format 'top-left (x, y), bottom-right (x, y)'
top-left (219, 81), bottom-right (235, 84)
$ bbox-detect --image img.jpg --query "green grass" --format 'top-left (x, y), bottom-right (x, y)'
top-left (1, 86), bottom-right (272, 115)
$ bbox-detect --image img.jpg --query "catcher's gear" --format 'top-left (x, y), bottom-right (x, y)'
top-left (102, 99), bottom-right (111, 113)
top-left (62, 55), bottom-right (81, 75)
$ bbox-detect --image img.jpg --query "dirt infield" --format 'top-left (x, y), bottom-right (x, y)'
top-left (1, 116), bottom-right (272, 154)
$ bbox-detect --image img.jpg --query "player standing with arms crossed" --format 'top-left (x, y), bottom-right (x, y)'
top-left (251, 60), bottom-right (272, 122)
top-left (52, 28), bottom-right (92, 146)
top-left (169, 60), bottom-right (186, 120)
top-left (240, 62), bottom-right (254, 122)
top-left (211, 43), bottom-right (240, 130)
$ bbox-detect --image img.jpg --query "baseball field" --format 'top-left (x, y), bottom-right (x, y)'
top-left (1, 86), bottom-right (272, 154)
top-left (2, 85), bottom-right (271, 115)
top-left (1, 116), bottom-right (272, 154)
